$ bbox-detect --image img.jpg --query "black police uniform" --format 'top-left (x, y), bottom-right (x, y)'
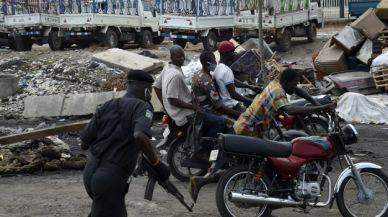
top-left (81, 93), bottom-right (153, 217)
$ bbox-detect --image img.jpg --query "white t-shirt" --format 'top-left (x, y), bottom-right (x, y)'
top-left (213, 63), bottom-right (239, 108)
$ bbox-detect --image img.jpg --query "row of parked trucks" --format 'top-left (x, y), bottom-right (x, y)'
top-left (0, 0), bottom-right (323, 52)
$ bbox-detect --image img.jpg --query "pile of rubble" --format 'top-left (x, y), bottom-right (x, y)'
top-left (313, 8), bottom-right (388, 96)
top-left (0, 51), bottom-right (128, 117)
top-left (0, 127), bottom-right (87, 174)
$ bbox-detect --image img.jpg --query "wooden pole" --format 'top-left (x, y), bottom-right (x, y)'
top-left (258, 0), bottom-right (269, 86)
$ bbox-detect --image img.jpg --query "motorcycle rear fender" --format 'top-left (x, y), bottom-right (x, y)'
top-left (204, 155), bottom-right (232, 178)
top-left (333, 162), bottom-right (382, 194)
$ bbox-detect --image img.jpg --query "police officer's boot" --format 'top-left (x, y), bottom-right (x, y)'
top-left (189, 172), bottom-right (225, 203)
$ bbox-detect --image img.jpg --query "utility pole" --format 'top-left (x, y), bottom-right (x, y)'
top-left (258, 0), bottom-right (269, 85)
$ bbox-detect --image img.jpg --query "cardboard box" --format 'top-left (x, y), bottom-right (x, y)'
top-left (351, 8), bottom-right (385, 41)
top-left (315, 44), bottom-right (349, 75)
top-left (332, 26), bottom-right (366, 56)
top-left (357, 39), bottom-right (373, 65)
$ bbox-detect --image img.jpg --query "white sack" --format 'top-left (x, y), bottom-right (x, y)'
top-left (336, 92), bottom-right (388, 124)
top-left (370, 51), bottom-right (388, 72)
top-left (182, 61), bottom-right (202, 85)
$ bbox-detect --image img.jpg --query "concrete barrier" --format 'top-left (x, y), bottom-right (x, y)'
top-left (0, 74), bottom-right (19, 99)
top-left (23, 90), bottom-right (163, 118)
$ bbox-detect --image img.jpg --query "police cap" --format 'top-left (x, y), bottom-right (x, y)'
top-left (127, 70), bottom-right (154, 84)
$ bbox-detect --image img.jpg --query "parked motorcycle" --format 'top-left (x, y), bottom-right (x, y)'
top-left (207, 105), bottom-right (388, 217)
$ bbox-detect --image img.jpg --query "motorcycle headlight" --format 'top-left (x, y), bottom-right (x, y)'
top-left (342, 124), bottom-right (359, 145)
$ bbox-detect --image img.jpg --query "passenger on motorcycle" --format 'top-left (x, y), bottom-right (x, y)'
top-left (153, 45), bottom-right (225, 150)
top-left (191, 51), bottom-right (242, 130)
top-left (188, 68), bottom-right (332, 203)
top-left (234, 68), bottom-right (332, 138)
top-left (213, 41), bottom-right (262, 112)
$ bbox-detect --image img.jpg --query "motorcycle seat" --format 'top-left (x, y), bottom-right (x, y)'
top-left (219, 134), bottom-right (292, 158)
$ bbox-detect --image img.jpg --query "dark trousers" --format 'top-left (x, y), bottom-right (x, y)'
top-left (84, 156), bottom-right (129, 217)
top-left (202, 113), bottom-right (225, 149)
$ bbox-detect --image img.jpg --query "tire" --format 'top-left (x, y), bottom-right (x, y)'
top-left (14, 36), bottom-right (32, 51)
top-left (153, 36), bottom-right (165, 45)
top-left (203, 31), bottom-right (218, 52)
top-left (336, 168), bottom-right (388, 217)
top-left (216, 164), bottom-right (272, 217)
top-left (279, 29), bottom-right (292, 52)
top-left (117, 41), bottom-right (126, 49)
top-left (76, 40), bottom-right (90, 49)
top-left (48, 30), bottom-right (64, 51)
top-left (307, 22), bottom-right (317, 43)
top-left (104, 29), bottom-right (118, 48)
top-left (140, 30), bottom-right (153, 49)
top-left (173, 38), bottom-right (187, 49)
top-left (166, 138), bottom-right (207, 182)
top-left (302, 117), bottom-right (329, 137)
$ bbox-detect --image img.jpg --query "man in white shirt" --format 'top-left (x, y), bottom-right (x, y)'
top-left (213, 41), bottom-right (261, 112)
top-left (153, 45), bottom-right (225, 149)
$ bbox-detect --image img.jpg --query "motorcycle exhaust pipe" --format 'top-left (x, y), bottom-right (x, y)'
top-left (228, 192), bottom-right (304, 207)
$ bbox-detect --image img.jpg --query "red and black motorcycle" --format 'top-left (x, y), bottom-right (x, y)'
top-left (207, 106), bottom-right (388, 217)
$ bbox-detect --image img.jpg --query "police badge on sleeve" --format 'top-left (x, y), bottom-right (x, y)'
top-left (146, 109), bottom-right (153, 120)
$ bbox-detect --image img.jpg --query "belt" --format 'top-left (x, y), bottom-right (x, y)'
top-left (90, 155), bottom-right (129, 180)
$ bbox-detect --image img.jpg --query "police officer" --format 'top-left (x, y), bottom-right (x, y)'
top-left (81, 70), bottom-right (170, 217)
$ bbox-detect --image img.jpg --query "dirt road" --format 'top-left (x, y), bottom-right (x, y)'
top-left (0, 123), bottom-right (387, 217)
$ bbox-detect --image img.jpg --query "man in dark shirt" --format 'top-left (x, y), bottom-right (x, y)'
top-left (81, 70), bottom-right (170, 217)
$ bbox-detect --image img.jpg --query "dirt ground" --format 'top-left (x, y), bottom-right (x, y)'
top-left (1, 114), bottom-right (388, 217)
top-left (3, 27), bottom-right (388, 217)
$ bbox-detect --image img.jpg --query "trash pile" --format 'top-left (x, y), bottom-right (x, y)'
top-left (313, 8), bottom-right (388, 96)
top-left (0, 51), bottom-right (128, 117)
top-left (0, 127), bottom-right (87, 174)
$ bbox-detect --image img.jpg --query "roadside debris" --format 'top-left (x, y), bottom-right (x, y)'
top-left (0, 128), bottom-right (87, 174)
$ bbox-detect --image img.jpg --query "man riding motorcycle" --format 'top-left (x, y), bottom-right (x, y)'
top-left (192, 51), bottom-right (241, 131)
top-left (189, 68), bottom-right (332, 203)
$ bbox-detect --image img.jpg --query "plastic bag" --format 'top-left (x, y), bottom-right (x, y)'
top-left (183, 112), bottom-right (206, 156)
top-left (370, 51), bottom-right (388, 73)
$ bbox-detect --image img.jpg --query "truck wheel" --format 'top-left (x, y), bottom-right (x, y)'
top-left (104, 30), bottom-right (118, 48)
top-left (15, 36), bottom-right (33, 51)
top-left (76, 40), bottom-right (90, 49)
top-left (140, 30), bottom-right (153, 49)
top-left (173, 38), bottom-right (187, 49)
top-left (153, 36), bottom-right (165, 45)
top-left (307, 22), bottom-right (317, 42)
top-left (48, 30), bottom-right (64, 51)
top-left (203, 31), bottom-right (217, 51)
top-left (279, 29), bottom-right (292, 52)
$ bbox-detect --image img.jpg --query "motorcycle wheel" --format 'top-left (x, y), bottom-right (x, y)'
top-left (216, 164), bottom-right (272, 217)
top-left (167, 140), bottom-right (207, 182)
top-left (302, 117), bottom-right (329, 137)
top-left (336, 168), bottom-right (388, 217)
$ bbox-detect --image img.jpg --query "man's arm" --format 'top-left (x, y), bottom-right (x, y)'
top-left (295, 87), bottom-right (321, 106)
top-left (168, 98), bottom-right (205, 113)
top-left (80, 114), bottom-right (98, 150)
top-left (153, 87), bottom-right (168, 115)
top-left (134, 131), bottom-right (158, 164)
top-left (217, 105), bottom-right (242, 119)
top-left (226, 83), bottom-right (253, 104)
top-left (234, 79), bottom-right (262, 93)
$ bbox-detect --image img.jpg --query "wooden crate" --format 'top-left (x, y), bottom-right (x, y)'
top-left (382, 30), bottom-right (388, 49)
top-left (371, 65), bottom-right (388, 89)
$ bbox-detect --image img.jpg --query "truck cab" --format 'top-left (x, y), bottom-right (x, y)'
top-left (58, 0), bottom-right (162, 49)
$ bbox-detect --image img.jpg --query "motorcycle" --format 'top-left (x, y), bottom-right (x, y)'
top-left (206, 105), bottom-right (388, 217)
top-left (160, 113), bottom-right (309, 182)
top-left (244, 93), bottom-right (333, 139)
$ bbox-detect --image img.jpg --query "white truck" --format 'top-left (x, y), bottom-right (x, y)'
top-left (58, 0), bottom-right (163, 49)
top-left (158, 0), bottom-right (252, 51)
top-left (234, 0), bottom-right (323, 52)
top-left (4, 0), bottom-right (62, 51)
